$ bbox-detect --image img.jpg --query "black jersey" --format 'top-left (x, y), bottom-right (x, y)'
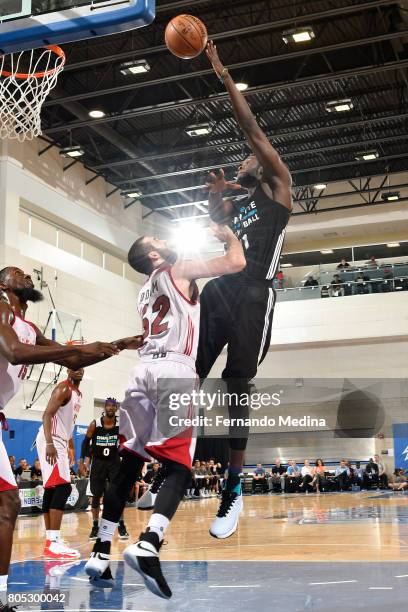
top-left (231, 185), bottom-right (291, 281)
top-left (91, 416), bottom-right (120, 461)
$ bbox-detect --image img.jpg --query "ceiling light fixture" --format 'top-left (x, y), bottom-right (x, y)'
top-left (119, 59), bottom-right (150, 75)
top-left (236, 82), bottom-right (249, 92)
top-left (280, 263), bottom-right (293, 268)
top-left (326, 99), bottom-right (353, 113)
top-left (59, 146), bottom-right (84, 158)
top-left (121, 189), bottom-right (142, 199)
top-left (320, 249), bottom-right (334, 254)
top-left (185, 122), bottom-right (213, 137)
top-left (381, 191), bottom-right (400, 202)
top-left (282, 27), bottom-right (315, 44)
top-left (314, 183), bottom-right (327, 190)
top-left (355, 150), bottom-right (379, 161)
top-left (88, 109), bottom-right (105, 119)
top-left (387, 242), bottom-right (400, 247)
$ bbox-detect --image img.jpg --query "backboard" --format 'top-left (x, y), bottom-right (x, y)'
top-left (0, 0), bottom-right (156, 54)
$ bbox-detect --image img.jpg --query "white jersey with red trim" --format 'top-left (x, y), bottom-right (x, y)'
top-left (0, 314), bottom-right (37, 409)
top-left (39, 382), bottom-right (82, 442)
top-left (138, 266), bottom-right (200, 361)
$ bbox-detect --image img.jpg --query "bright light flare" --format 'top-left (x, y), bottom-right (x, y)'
top-left (172, 223), bottom-right (207, 254)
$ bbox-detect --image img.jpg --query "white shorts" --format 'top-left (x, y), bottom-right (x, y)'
top-left (120, 353), bottom-right (198, 470)
top-left (0, 424), bottom-right (17, 492)
top-left (36, 431), bottom-right (70, 489)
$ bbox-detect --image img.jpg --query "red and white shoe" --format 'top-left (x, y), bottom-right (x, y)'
top-left (43, 539), bottom-right (81, 560)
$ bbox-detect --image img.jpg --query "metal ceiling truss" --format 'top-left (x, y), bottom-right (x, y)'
top-left (43, 57), bottom-right (408, 136)
top-left (36, 0), bottom-right (408, 219)
top-left (46, 29), bottom-right (408, 108)
top-left (90, 110), bottom-right (408, 172)
top-left (62, 0), bottom-right (398, 75)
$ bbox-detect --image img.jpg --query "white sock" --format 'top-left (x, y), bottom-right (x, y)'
top-left (48, 530), bottom-right (60, 542)
top-left (147, 513), bottom-right (169, 542)
top-left (98, 518), bottom-right (117, 543)
top-left (0, 576), bottom-right (7, 606)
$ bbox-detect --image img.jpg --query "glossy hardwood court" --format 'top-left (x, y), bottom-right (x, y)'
top-left (9, 491), bottom-right (408, 611)
top-left (13, 490), bottom-right (408, 564)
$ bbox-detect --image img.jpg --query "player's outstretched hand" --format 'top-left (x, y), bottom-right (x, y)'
top-left (113, 335), bottom-right (145, 351)
top-left (206, 40), bottom-right (224, 78)
top-left (80, 342), bottom-right (120, 358)
top-left (210, 221), bottom-right (235, 243)
top-left (205, 168), bottom-right (241, 193)
top-left (46, 443), bottom-right (58, 466)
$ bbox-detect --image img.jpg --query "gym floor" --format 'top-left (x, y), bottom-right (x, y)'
top-left (10, 491), bottom-right (408, 611)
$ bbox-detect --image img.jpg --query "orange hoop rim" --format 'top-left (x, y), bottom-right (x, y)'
top-left (0, 45), bottom-right (65, 79)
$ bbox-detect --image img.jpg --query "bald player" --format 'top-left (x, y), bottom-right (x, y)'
top-left (0, 266), bottom-right (142, 608)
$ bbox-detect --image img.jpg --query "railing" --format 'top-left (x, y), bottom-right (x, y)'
top-left (275, 263), bottom-right (408, 302)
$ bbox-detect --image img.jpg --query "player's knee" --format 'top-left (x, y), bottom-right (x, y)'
top-left (120, 449), bottom-right (145, 479)
top-left (0, 489), bottom-right (20, 523)
top-left (50, 483), bottom-right (72, 511)
top-left (162, 459), bottom-right (192, 490)
top-left (91, 496), bottom-right (101, 509)
top-left (42, 487), bottom-right (54, 513)
top-left (103, 453), bottom-right (142, 505)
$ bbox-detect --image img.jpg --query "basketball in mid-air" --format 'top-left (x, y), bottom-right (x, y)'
top-left (165, 15), bottom-right (208, 59)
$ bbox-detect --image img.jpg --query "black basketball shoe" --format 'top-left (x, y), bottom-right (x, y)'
top-left (123, 530), bottom-right (171, 599)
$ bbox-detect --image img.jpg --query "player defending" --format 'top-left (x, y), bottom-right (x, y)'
top-left (79, 398), bottom-right (129, 541)
top-left (196, 42), bottom-right (293, 539)
top-left (36, 368), bottom-right (84, 559)
top-left (0, 266), bottom-right (142, 609)
top-left (85, 224), bottom-right (246, 599)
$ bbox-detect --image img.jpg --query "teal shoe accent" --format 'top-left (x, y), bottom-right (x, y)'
top-left (232, 482), bottom-right (242, 495)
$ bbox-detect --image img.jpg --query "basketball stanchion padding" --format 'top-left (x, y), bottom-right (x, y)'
top-left (0, 45), bottom-right (65, 142)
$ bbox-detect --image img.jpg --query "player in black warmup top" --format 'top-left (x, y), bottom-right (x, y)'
top-left (79, 398), bottom-right (129, 540)
top-left (198, 42), bottom-right (293, 539)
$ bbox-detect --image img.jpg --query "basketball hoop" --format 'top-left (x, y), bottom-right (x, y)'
top-left (0, 46), bottom-right (65, 142)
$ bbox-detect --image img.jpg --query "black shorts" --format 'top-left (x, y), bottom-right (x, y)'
top-left (196, 274), bottom-right (275, 381)
top-left (89, 457), bottom-right (121, 498)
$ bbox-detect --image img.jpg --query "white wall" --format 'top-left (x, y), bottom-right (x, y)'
top-left (0, 140), bottom-right (144, 426)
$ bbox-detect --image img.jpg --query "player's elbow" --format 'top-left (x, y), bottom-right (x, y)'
top-left (8, 353), bottom-right (19, 366)
top-left (229, 254), bottom-right (246, 273)
top-left (7, 346), bottom-right (23, 366)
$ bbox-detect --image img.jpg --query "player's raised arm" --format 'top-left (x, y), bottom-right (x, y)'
top-left (171, 223), bottom-right (246, 282)
top-left (206, 41), bottom-right (292, 209)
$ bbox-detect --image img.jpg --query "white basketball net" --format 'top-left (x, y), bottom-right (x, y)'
top-left (0, 46), bottom-right (65, 142)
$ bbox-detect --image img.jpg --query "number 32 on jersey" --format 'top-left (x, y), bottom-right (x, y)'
top-left (142, 295), bottom-right (170, 339)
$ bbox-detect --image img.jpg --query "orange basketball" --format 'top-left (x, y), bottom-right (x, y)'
top-left (165, 14), bottom-right (208, 60)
